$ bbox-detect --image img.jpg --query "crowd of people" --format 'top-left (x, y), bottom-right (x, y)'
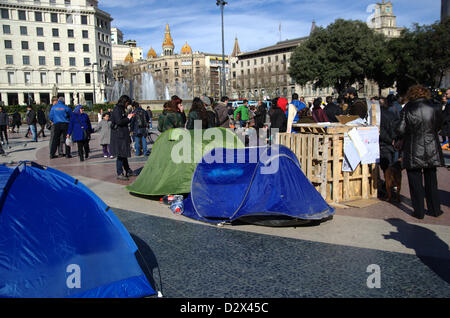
top-left (0, 86), bottom-right (449, 220)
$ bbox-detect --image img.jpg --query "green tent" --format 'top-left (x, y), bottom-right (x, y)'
top-left (126, 128), bottom-right (245, 196)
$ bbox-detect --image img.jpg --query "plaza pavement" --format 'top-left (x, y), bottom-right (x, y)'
top-left (1, 126), bottom-right (449, 297)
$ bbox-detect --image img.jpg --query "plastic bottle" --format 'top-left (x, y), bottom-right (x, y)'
top-left (170, 200), bottom-right (184, 215)
top-left (160, 195), bottom-right (183, 205)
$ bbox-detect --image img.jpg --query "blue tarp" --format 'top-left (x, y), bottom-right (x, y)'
top-left (0, 163), bottom-right (155, 298)
top-left (182, 145), bottom-right (335, 224)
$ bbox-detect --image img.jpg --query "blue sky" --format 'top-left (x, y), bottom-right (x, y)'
top-left (99, 0), bottom-right (441, 56)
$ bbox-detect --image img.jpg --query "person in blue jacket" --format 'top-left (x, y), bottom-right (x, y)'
top-left (49, 96), bottom-right (73, 159)
top-left (287, 93), bottom-right (306, 124)
top-left (67, 105), bottom-right (93, 162)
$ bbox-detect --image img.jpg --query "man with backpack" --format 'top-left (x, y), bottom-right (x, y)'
top-left (130, 101), bottom-right (150, 156)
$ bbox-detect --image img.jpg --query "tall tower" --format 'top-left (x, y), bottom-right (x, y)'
top-left (442, 0), bottom-right (450, 22)
top-left (369, 1), bottom-right (404, 38)
top-left (231, 37), bottom-right (241, 57)
top-left (162, 24), bottom-right (175, 56)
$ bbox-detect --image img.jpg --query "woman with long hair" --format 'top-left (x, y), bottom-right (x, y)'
top-left (110, 95), bottom-right (135, 180)
top-left (311, 98), bottom-right (329, 123)
top-left (396, 85), bottom-right (444, 219)
top-left (186, 97), bottom-right (209, 129)
top-left (157, 99), bottom-right (186, 133)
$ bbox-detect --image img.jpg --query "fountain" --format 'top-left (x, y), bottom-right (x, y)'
top-left (106, 72), bottom-right (192, 110)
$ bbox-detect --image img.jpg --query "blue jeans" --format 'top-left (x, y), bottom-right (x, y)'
top-left (29, 125), bottom-right (37, 142)
top-left (134, 135), bottom-right (147, 156)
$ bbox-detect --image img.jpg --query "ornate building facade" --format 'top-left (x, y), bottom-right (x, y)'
top-left (112, 24), bottom-right (229, 100)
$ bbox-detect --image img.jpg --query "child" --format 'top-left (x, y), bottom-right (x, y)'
top-left (97, 112), bottom-right (113, 158)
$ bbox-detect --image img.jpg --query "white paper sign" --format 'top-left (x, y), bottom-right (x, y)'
top-left (343, 134), bottom-right (361, 172)
top-left (357, 126), bottom-right (380, 164)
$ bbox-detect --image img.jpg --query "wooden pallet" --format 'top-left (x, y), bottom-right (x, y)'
top-left (277, 127), bottom-right (379, 204)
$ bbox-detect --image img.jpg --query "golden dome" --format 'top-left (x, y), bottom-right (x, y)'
top-left (163, 24), bottom-right (174, 48)
top-left (181, 42), bottom-right (192, 55)
top-left (147, 47), bottom-right (157, 59)
top-left (124, 51), bottom-right (134, 64)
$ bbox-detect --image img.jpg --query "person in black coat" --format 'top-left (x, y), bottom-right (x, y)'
top-left (37, 107), bottom-right (47, 138)
top-left (26, 105), bottom-right (38, 142)
top-left (324, 96), bottom-right (343, 122)
top-left (110, 95), bottom-right (135, 181)
top-left (396, 85), bottom-right (444, 219)
top-left (379, 98), bottom-right (397, 173)
top-left (270, 98), bottom-right (287, 133)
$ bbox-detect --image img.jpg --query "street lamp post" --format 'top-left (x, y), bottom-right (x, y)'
top-left (216, 0), bottom-right (227, 98)
top-left (91, 62), bottom-right (98, 107)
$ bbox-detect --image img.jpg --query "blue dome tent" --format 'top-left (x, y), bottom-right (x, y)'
top-left (182, 145), bottom-right (335, 226)
top-left (0, 162), bottom-right (155, 298)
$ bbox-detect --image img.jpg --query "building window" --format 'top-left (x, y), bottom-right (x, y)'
top-left (66, 14), bottom-right (73, 24)
top-left (51, 13), bottom-right (58, 23)
top-left (54, 56), bottom-right (61, 66)
top-left (35, 12), bottom-right (43, 22)
top-left (70, 73), bottom-right (76, 84)
top-left (40, 72), bottom-right (47, 84)
top-left (68, 43), bottom-right (75, 52)
top-left (81, 15), bottom-right (88, 25)
top-left (36, 27), bottom-right (44, 36)
top-left (6, 55), bottom-right (13, 65)
top-left (37, 42), bottom-right (45, 50)
top-left (21, 41), bottom-right (29, 50)
top-left (84, 58), bottom-right (90, 66)
top-left (1, 9), bottom-right (9, 19)
top-left (52, 28), bottom-right (59, 37)
top-left (68, 29), bottom-right (74, 37)
top-left (38, 56), bottom-right (46, 65)
top-left (7, 72), bottom-right (14, 84)
top-left (3, 25), bottom-right (11, 34)
top-left (82, 30), bottom-right (88, 38)
top-left (56, 73), bottom-right (62, 84)
top-left (20, 26), bottom-right (28, 35)
top-left (18, 10), bottom-right (26, 21)
top-left (23, 55), bottom-right (30, 65)
top-left (69, 57), bottom-right (76, 66)
top-left (4, 40), bottom-right (12, 49)
top-left (83, 44), bottom-right (89, 52)
top-left (24, 72), bottom-right (31, 85)
top-left (85, 73), bottom-right (91, 84)
top-left (53, 42), bottom-right (60, 51)
top-left (22, 55), bottom-right (30, 65)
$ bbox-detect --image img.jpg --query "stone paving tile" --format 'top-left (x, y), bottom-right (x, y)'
top-left (115, 208), bottom-right (450, 298)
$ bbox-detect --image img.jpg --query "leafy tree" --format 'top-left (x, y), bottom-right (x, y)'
top-left (289, 19), bottom-right (385, 96)
top-left (388, 17), bottom-right (450, 95)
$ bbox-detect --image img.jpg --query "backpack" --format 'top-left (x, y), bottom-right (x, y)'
top-left (135, 109), bottom-right (148, 129)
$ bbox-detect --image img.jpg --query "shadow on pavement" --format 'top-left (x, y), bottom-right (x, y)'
top-left (384, 218), bottom-right (450, 284)
top-left (131, 233), bottom-right (163, 295)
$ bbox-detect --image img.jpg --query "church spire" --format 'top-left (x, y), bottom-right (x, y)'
top-left (162, 24), bottom-right (174, 56)
top-left (231, 37), bottom-right (241, 57)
